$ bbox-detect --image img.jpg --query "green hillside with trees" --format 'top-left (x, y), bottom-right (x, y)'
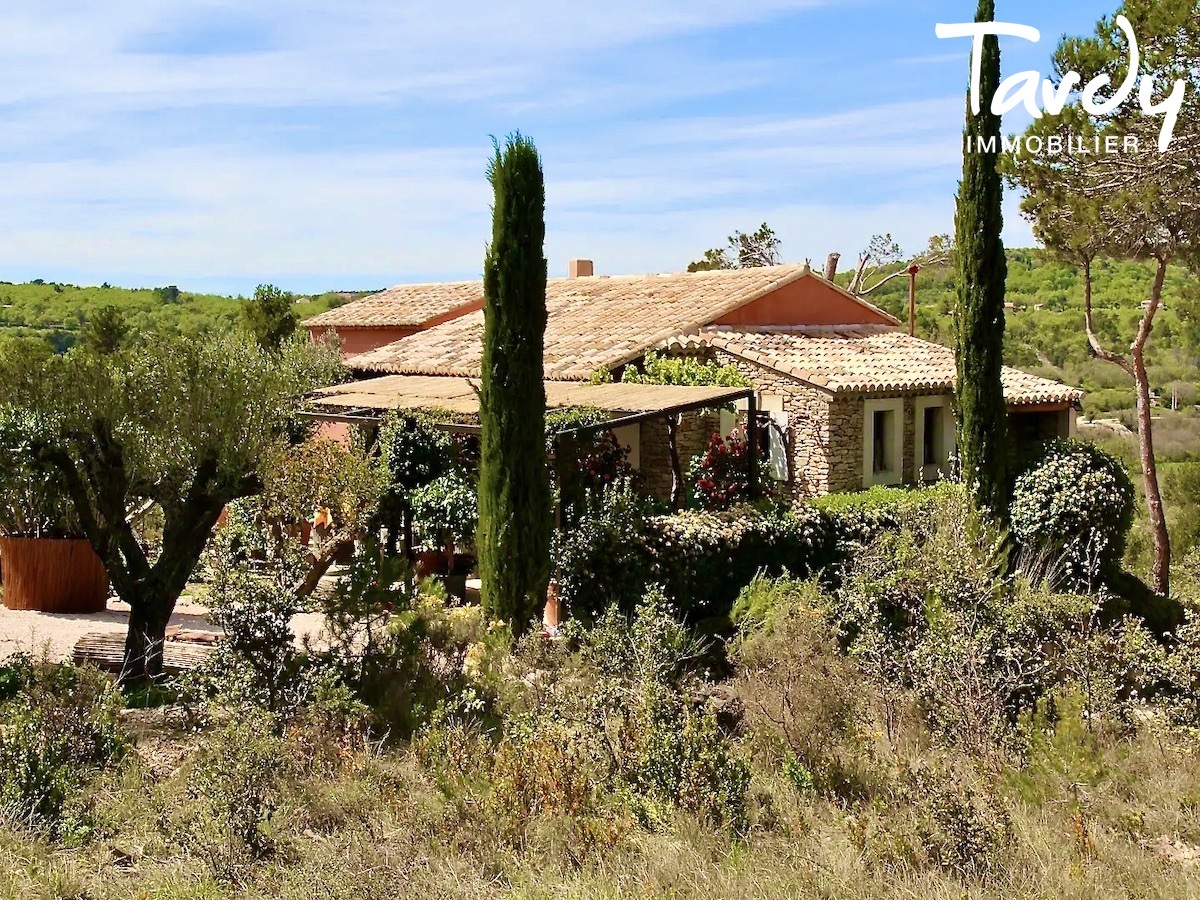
top-left (6, 252), bottom-right (1199, 422)
top-left (0, 280), bottom-right (375, 351)
top-left (6, 251), bottom-right (1198, 425)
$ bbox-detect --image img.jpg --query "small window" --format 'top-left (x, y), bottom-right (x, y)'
top-left (922, 405), bottom-right (944, 466)
top-left (916, 396), bottom-right (955, 481)
top-left (863, 399), bottom-right (903, 487)
top-left (872, 409), bottom-right (892, 473)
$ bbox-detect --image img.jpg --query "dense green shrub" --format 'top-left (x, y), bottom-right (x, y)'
top-left (0, 656), bottom-right (126, 838)
top-left (316, 549), bottom-right (511, 736)
top-left (905, 764), bottom-right (1014, 879)
top-left (552, 480), bottom-right (661, 622)
top-left (825, 485), bottom-right (1172, 754)
top-left (732, 577), bottom-right (871, 800)
top-left (376, 411), bottom-right (458, 552)
top-left (1156, 614), bottom-right (1200, 736)
top-left (648, 505), bottom-right (837, 621)
top-left (1011, 439), bottom-right (1135, 588)
top-left (583, 589), bottom-right (706, 688)
top-left (192, 553), bottom-right (307, 718)
top-left (847, 762), bottom-right (1014, 879)
top-left (555, 484), bottom-right (966, 625)
top-left (810, 482), bottom-right (963, 555)
top-left (556, 492), bottom-right (843, 624)
top-left (620, 692), bottom-right (751, 832)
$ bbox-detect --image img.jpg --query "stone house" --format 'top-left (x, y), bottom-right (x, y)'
top-left (306, 262), bottom-right (1082, 502)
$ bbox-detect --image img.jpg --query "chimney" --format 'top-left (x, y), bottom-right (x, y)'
top-left (568, 259), bottom-right (594, 278)
top-left (824, 252), bottom-right (841, 282)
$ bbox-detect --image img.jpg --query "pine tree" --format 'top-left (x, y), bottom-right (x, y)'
top-left (954, 0), bottom-right (1009, 522)
top-left (478, 134), bottom-right (551, 629)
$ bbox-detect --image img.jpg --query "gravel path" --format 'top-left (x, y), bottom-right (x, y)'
top-left (0, 593), bottom-right (327, 663)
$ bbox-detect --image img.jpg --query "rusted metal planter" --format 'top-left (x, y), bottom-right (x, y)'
top-left (0, 537), bottom-right (109, 614)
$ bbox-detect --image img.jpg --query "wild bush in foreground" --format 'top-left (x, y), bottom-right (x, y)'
top-left (419, 592), bottom-right (750, 860)
top-left (0, 655), bottom-right (126, 839)
top-left (827, 488), bottom-right (1162, 758)
top-left (732, 577), bottom-right (873, 799)
top-left (314, 548), bottom-right (511, 736)
top-left (195, 550), bottom-right (307, 717)
top-left (178, 719), bottom-right (292, 883)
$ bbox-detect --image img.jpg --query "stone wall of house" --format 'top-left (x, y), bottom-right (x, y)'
top-left (679, 411), bottom-right (722, 467)
top-left (644, 348), bottom-right (1059, 502)
top-left (706, 348), bottom-right (960, 499)
top-left (827, 395), bottom-right (864, 494)
top-left (903, 397), bottom-right (917, 484)
top-left (639, 417), bottom-right (672, 501)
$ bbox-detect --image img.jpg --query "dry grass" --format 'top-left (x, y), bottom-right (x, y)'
top-left (1, 685), bottom-right (1199, 899)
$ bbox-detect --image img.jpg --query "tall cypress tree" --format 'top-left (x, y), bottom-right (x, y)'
top-left (478, 134), bottom-right (551, 629)
top-left (955, 0), bottom-right (1009, 521)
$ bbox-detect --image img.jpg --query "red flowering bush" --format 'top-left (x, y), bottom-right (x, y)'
top-left (689, 429), bottom-right (762, 511)
top-left (578, 431), bottom-right (634, 495)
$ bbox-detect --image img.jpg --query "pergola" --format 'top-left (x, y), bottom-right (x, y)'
top-left (304, 374), bottom-right (761, 496)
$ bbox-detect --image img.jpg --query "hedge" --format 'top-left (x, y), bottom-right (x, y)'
top-left (555, 484), bottom-right (959, 624)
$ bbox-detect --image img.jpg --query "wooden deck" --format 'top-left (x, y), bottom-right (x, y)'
top-left (73, 631), bottom-right (217, 676)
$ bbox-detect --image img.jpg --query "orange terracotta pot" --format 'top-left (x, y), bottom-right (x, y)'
top-left (0, 537), bottom-right (109, 614)
top-left (544, 580), bottom-right (562, 630)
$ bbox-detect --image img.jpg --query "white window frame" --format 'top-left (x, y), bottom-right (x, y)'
top-left (863, 398), bottom-right (904, 488)
top-left (914, 395), bottom-right (956, 483)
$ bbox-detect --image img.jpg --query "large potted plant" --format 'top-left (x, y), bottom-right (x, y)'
top-left (0, 412), bottom-right (109, 613)
top-left (411, 471), bottom-right (478, 597)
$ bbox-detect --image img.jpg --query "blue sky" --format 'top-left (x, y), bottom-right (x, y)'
top-left (0, 1), bottom-right (1118, 295)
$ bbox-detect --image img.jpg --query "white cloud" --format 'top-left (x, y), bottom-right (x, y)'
top-left (0, 0), bottom-right (1036, 293)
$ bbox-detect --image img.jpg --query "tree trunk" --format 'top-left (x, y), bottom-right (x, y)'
top-left (294, 529), bottom-right (358, 600)
top-left (1082, 254), bottom-right (1171, 595)
top-left (667, 416), bottom-right (683, 510)
top-left (1133, 348), bottom-right (1171, 596)
top-left (113, 495), bottom-right (229, 686)
top-left (121, 598), bottom-right (173, 686)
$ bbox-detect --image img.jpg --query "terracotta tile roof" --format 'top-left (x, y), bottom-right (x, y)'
top-left (304, 281), bottom-right (483, 328)
top-left (664, 326), bottom-right (1083, 407)
top-left (347, 265), bottom-right (880, 380)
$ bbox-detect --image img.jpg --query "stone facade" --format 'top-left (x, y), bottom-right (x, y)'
top-left (827, 395), bottom-right (864, 494)
top-left (711, 349), bottom-right (844, 499)
top-left (638, 417), bottom-right (672, 500)
top-left (678, 351), bottom-right (959, 499)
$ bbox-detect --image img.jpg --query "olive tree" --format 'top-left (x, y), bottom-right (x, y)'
top-left (0, 332), bottom-right (342, 683)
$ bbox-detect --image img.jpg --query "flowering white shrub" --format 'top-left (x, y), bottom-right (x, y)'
top-left (1011, 440), bottom-right (1135, 588)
